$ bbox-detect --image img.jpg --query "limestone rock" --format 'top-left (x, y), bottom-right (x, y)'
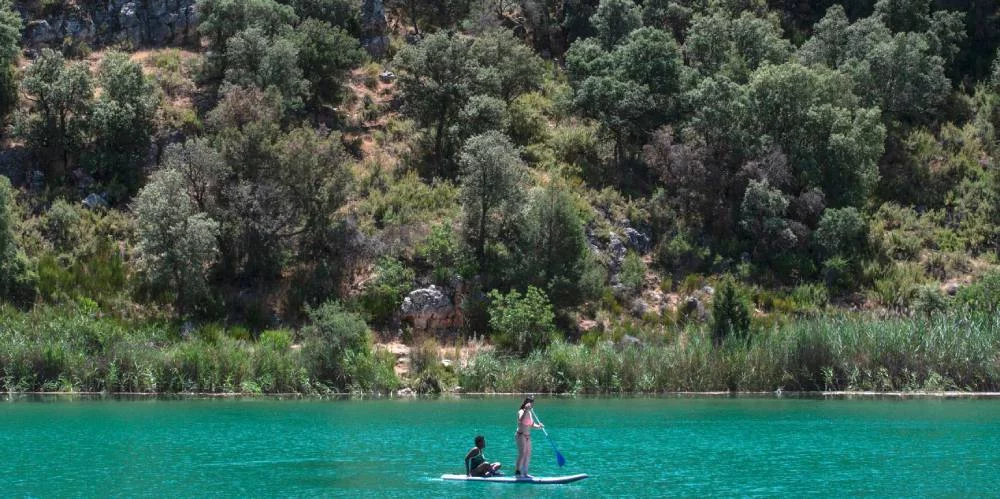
top-left (360, 0), bottom-right (389, 58)
top-left (19, 0), bottom-right (198, 49)
top-left (400, 285), bottom-right (463, 332)
top-left (624, 227), bottom-right (651, 253)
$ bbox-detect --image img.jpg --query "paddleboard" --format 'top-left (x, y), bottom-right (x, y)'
top-left (440, 473), bottom-right (589, 484)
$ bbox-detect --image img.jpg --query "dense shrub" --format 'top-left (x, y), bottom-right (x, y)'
top-left (359, 257), bottom-right (415, 325)
top-left (711, 277), bottom-right (751, 346)
top-left (488, 286), bottom-right (557, 357)
top-left (301, 301), bottom-right (372, 387)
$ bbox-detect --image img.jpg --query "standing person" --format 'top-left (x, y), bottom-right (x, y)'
top-left (514, 396), bottom-right (543, 478)
top-left (465, 435), bottom-right (501, 477)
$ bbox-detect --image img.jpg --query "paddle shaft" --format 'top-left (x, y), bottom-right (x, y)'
top-left (530, 408), bottom-right (566, 466)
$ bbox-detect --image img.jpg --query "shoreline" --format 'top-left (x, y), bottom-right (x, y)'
top-left (5, 390), bottom-right (1000, 399)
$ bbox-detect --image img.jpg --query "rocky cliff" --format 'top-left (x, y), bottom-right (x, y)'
top-left (17, 0), bottom-right (198, 49)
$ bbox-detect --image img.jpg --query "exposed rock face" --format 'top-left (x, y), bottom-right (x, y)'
top-left (624, 227), bottom-right (651, 253)
top-left (360, 0), bottom-right (388, 58)
top-left (400, 285), bottom-right (463, 333)
top-left (19, 0), bottom-right (198, 49)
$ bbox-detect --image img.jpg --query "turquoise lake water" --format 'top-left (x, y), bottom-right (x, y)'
top-left (2, 395), bottom-right (999, 497)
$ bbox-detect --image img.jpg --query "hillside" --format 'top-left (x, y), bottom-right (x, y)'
top-left (1, 0), bottom-right (1000, 394)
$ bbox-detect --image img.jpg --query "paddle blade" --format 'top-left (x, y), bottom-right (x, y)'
top-left (556, 451), bottom-right (566, 467)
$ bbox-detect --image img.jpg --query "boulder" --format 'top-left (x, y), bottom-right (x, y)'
top-left (682, 296), bottom-right (706, 321)
top-left (619, 335), bottom-right (643, 348)
top-left (624, 227), bottom-right (651, 253)
top-left (608, 234), bottom-right (626, 271)
top-left (82, 193), bottom-right (109, 210)
top-left (400, 285), bottom-right (463, 333)
top-left (629, 298), bottom-right (649, 318)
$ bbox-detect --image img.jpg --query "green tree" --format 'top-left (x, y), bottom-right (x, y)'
top-left (293, 19), bottom-right (364, 111)
top-left (590, 0), bottom-right (641, 49)
top-left (684, 11), bottom-right (791, 83)
top-left (459, 131), bottom-right (526, 267)
top-left (0, 176), bottom-right (37, 307)
top-left (133, 168), bottom-right (220, 316)
top-left (740, 179), bottom-right (796, 260)
top-left (813, 207), bottom-right (867, 260)
top-left (197, 0), bottom-right (298, 53)
top-left (224, 28), bottom-right (308, 109)
top-left (470, 29), bottom-right (545, 102)
top-left (572, 75), bottom-right (652, 167)
top-left (19, 49), bottom-right (94, 178)
top-left (284, 0), bottom-right (360, 33)
top-left (566, 27), bottom-right (682, 168)
top-left (161, 138), bottom-right (230, 213)
top-left (746, 63), bottom-right (885, 207)
top-left (710, 277), bottom-right (750, 346)
top-left (88, 51), bottom-right (160, 201)
top-left (453, 94), bottom-right (508, 141)
top-left (488, 286), bottom-right (556, 357)
top-left (393, 31), bottom-right (475, 174)
top-left (0, 0), bottom-right (21, 120)
top-left (796, 4), bottom-right (960, 125)
top-left (612, 27), bottom-right (683, 109)
top-left (521, 183), bottom-right (590, 307)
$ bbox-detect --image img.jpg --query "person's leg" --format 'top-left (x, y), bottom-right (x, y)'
top-left (515, 434), bottom-right (526, 476)
top-left (471, 462), bottom-right (492, 477)
top-left (514, 433), bottom-right (523, 476)
top-left (522, 438), bottom-right (533, 477)
top-left (490, 462), bottom-right (501, 474)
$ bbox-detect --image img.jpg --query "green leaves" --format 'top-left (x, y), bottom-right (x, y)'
top-left (459, 131), bottom-right (526, 266)
top-left (710, 277), bottom-right (750, 346)
top-left (133, 169), bottom-right (220, 316)
top-left (590, 0), bottom-right (641, 50)
top-left (293, 19), bottom-right (363, 108)
top-left (488, 286), bottom-right (557, 357)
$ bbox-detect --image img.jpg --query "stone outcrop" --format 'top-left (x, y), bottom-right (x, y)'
top-left (400, 285), bottom-right (463, 333)
top-left (360, 0), bottom-right (388, 58)
top-left (19, 0), bottom-right (198, 50)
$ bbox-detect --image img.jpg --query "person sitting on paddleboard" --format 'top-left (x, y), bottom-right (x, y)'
top-left (515, 396), bottom-right (543, 478)
top-left (465, 435), bottom-right (501, 477)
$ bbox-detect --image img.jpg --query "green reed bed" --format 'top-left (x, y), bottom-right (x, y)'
top-left (459, 313), bottom-right (1000, 394)
top-left (0, 305), bottom-right (397, 394)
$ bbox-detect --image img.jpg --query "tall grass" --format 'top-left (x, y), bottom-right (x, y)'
top-left (460, 313), bottom-right (1000, 393)
top-left (0, 305), bottom-right (398, 394)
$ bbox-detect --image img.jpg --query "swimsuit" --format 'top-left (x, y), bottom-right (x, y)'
top-left (469, 449), bottom-right (486, 469)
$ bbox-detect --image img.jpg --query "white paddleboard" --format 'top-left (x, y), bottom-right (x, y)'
top-left (440, 473), bottom-right (589, 484)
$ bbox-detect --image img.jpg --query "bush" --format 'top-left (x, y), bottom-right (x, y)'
top-left (656, 231), bottom-right (710, 276)
top-left (955, 271), bottom-right (1000, 314)
top-left (821, 256), bottom-right (855, 294)
top-left (507, 92), bottom-right (551, 146)
top-left (618, 251), bottom-right (646, 296)
top-left (489, 286), bottom-right (557, 357)
top-left (417, 222), bottom-right (472, 285)
top-left (711, 277), bottom-right (751, 346)
top-left (814, 207), bottom-right (867, 259)
top-left (912, 285), bottom-right (948, 316)
top-left (301, 301), bottom-right (372, 387)
top-left (359, 257), bottom-right (415, 325)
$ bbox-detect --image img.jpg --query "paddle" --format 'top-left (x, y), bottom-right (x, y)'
top-left (530, 408), bottom-right (566, 467)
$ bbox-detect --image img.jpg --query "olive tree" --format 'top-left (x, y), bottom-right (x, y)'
top-left (133, 168), bottom-right (220, 316)
top-left (459, 131), bottom-right (526, 267)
